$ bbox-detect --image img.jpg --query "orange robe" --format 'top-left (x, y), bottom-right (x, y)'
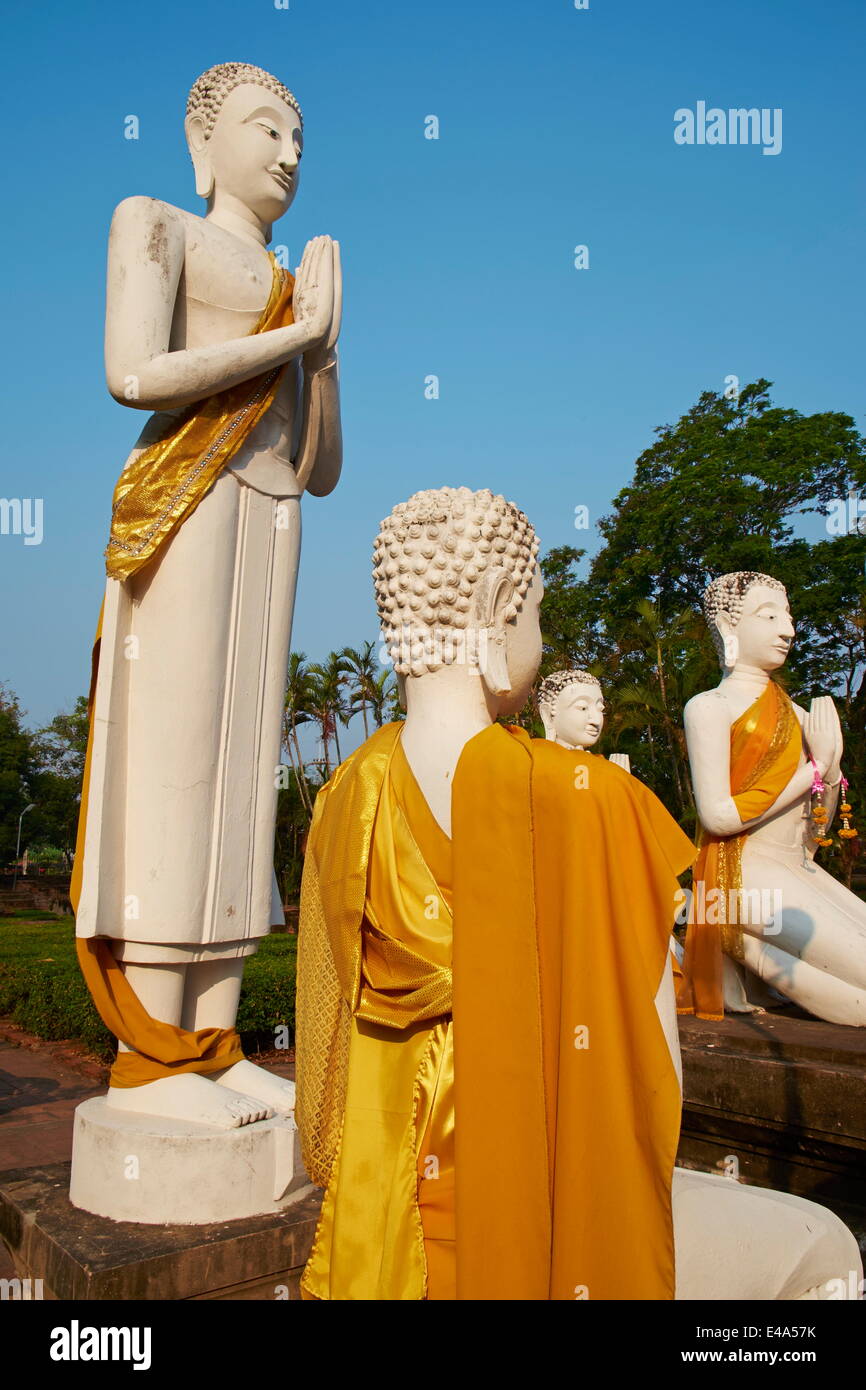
top-left (676, 680), bottom-right (802, 1021)
top-left (296, 721), bottom-right (695, 1300)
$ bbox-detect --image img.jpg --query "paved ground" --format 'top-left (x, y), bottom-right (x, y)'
top-left (0, 1028), bottom-right (105, 1277)
top-left (0, 1022), bottom-right (294, 1280)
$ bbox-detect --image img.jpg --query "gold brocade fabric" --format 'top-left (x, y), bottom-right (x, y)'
top-left (299, 729), bottom-right (453, 1300)
top-left (295, 725), bottom-right (402, 1193)
top-left (104, 253), bottom-right (294, 580)
top-left (297, 721), bottom-right (696, 1301)
top-left (676, 680), bottom-right (802, 1021)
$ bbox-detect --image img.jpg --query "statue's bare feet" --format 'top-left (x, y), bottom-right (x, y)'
top-left (722, 957), bottom-right (764, 1014)
top-left (106, 1073), bottom-right (273, 1129)
top-left (212, 1060), bottom-right (296, 1117)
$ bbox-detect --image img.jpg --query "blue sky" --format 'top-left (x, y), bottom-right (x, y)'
top-left (1, 0), bottom-right (864, 734)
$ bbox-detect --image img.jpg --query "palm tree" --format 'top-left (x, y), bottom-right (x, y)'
top-left (341, 641), bottom-right (380, 738)
top-left (615, 601), bottom-right (699, 816)
top-left (362, 667), bottom-right (400, 727)
top-left (307, 652), bottom-right (351, 771)
top-left (283, 652), bottom-right (315, 818)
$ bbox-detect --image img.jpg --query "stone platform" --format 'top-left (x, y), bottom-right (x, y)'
top-left (4, 1011), bottom-right (865, 1298)
top-left (678, 1010), bottom-right (866, 1248)
top-left (69, 1098), bottom-right (308, 1225)
top-left (0, 1162), bottom-right (322, 1300)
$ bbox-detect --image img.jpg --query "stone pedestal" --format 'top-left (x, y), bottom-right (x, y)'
top-left (0, 1162), bottom-right (322, 1300)
top-left (69, 1098), bottom-right (307, 1225)
top-left (678, 1010), bottom-right (866, 1249)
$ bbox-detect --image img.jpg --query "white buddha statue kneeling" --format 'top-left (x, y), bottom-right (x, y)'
top-left (677, 570), bottom-right (866, 1026)
top-left (538, 668), bottom-right (630, 771)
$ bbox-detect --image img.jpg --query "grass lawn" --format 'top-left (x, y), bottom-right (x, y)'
top-left (0, 913), bottom-right (297, 1062)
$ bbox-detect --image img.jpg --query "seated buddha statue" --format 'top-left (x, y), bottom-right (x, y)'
top-left (295, 491), bottom-right (860, 1300)
top-left (677, 570), bottom-right (866, 1026)
top-left (539, 668), bottom-right (630, 771)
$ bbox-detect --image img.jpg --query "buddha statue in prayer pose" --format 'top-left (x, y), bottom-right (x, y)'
top-left (295, 489), bottom-right (859, 1300)
top-left (71, 62), bottom-right (343, 1128)
top-left (677, 572), bottom-right (866, 1026)
top-left (539, 668), bottom-right (630, 771)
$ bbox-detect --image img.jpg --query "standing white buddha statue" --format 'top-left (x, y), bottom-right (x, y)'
top-left (73, 62), bottom-right (343, 1133)
top-left (538, 668), bottom-right (631, 771)
top-left (678, 571), bottom-right (866, 1025)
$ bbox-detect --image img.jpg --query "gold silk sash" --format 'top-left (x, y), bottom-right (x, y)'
top-left (676, 680), bottom-right (802, 1021)
top-left (105, 253), bottom-right (294, 581)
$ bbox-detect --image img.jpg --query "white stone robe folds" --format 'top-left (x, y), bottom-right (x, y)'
top-left (76, 398), bottom-right (302, 963)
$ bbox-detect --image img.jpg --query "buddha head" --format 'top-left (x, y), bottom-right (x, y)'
top-left (373, 486), bottom-right (542, 715)
top-left (703, 571), bottom-right (795, 673)
top-left (538, 670), bottom-right (605, 749)
top-left (185, 62), bottom-right (303, 224)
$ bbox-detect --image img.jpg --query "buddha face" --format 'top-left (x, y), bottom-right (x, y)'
top-left (189, 82), bottom-right (303, 221)
top-left (498, 565), bottom-right (544, 715)
top-left (546, 682), bottom-right (605, 749)
top-left (724, 582), bottom-right (794, 672)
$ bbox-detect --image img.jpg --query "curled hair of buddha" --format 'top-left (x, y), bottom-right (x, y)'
top-left (373, 486), bottom-right (540, 677)
top-left (538, 669), bottom-right (601, 717)
top-left (186, 62), bottom-right (303, 138)
top-left (703, 571), bottom-right (786, 664)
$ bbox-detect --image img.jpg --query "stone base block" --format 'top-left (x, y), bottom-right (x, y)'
top-left (0, 1162), bottom-right (322, 1300)
top-left (678, 1010), bottom-right (866, 1251)
top-left (70, 1097), bottom-right (310, 1225)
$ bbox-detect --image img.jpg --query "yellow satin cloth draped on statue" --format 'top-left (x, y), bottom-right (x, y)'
top-left (676, 679), bottom-right (802, 1021)
top-left (299, 735), bottom-right (454, 1299)
top-left (104, 253), bottom-right (294, 581)
top-left (296, 721), bottom-right (696, 1300)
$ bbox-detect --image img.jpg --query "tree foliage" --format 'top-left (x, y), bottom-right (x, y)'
top-left (538, 380), bottom-right (865, 871)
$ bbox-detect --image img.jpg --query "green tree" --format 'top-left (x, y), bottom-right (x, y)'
top-left (273, 773), bottom-right (314, 904)
top-left (368, 667), bottom-right (401, 727)
top-left (283, 652), bottom-right (315, 819)
top-left (534, 379), bottom-right (865, 877)
top-left (590, 379), bottom-right (865, 620)
top-left (29, 696), bottom-right (90, 867)
top-left (306, 652), bottom-right (351, 773)
top-left (0, 684), bottom-right (36, 867)
top-left (341, 641), bottom-right (380, 738)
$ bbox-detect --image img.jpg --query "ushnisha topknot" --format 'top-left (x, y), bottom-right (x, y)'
top-left (538, 668), bottom-right (601, 716)
top-left (703, 571), bottom-right (787, 664)
top-left (373, 486), bottom-right (540, 677)
top-left (186, 62), bottom-right (303, 139)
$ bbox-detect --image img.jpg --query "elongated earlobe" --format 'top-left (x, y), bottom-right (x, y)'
top-left (723, 633), bottom-right (738, 668)
top-left (477, 568), bottom-right (514, 698)
top-left (713, 614), bottom-right (738, 671)
top-left (184, 114), bottom-right (214, 200)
